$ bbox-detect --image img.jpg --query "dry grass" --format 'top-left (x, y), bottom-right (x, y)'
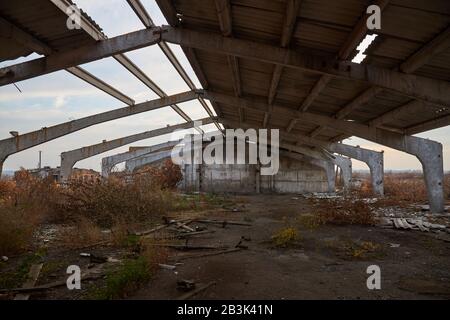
top-left (59, 217), bottom-right (104, 249)
top-left (0, 163), bottom-right (184, 255)
top-left (354, 172), bottom-right (450, 205)
top-left (312, 198), bottom-right (377, 226)
top-left (271, 227), bottom-right (300, 247)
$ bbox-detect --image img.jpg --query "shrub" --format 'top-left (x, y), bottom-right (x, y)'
top-left (58, 175), bottom-right (174, 228)
top-left (313, 198), bottom-right (376, 226)
top-left (271, 227), bottom-right (299, 247)
top-left (90, 257), bottom-right (151, 299)
top-left (0, 206), bottom-right (36, 256)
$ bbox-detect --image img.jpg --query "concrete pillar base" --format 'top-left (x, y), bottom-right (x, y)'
top-left (332, 155), bottom-right (352, 194)
top-left (413, 139), bottom-right (444, 213)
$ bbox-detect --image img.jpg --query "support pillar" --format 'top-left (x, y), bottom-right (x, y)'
top-left (125, 150), bottom-right (173, 172)
top-left (331, 144), bottom-right (384, 196)
top-left (332, 155), bottom-right (352, 193)
top-left (409, 138), bottom-right (444, 213)
top-left (60, 155), bottom-right (77, 182)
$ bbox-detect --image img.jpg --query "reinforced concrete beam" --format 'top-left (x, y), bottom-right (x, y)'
top-left (161, 27), bottom-right (450, 106)
top-left (219, 117), bottom-right (382, 198)
top-left (0, 16), bottom-right (135, 106)
top-left (330, 144), bottom-right (384, 196)
top-left (101, 140), bottom-right (181, 177)
top-left (212, 93), bottom-right (443, 212)
top-left (267, 0), bottom-right (301, 106)
top-left (60, 117), bottom-right (213, 181)
top-left (0, 27), bottom-right (162, 86)
top-left (315, 24), bottom-right (450, 138)
top-left (127, 0), bottom-right (221, 130)
top-left (0, 91), bottom-right (200, 175)
top-left (125, 149), bottom-right (174, 172)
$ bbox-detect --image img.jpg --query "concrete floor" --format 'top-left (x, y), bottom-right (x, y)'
top-left (131, 195), bottom-right (450, 300)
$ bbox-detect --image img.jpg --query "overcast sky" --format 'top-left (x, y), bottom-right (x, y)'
top-left (0, 0), bottom-right (449, 173)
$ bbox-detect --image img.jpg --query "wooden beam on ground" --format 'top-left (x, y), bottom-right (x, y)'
top-left (14, 264), bottom-right (43, 300)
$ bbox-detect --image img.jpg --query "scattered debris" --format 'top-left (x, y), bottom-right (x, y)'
top-left (159, 263), bottom-right (177, 270)
top-left (389, 243), bottom-right (400, 248)
top-left (0, 272), bottom-right (104, 294)
top-left (79, 253), bottom-right (119, 264)
top-left (177, 279), bottom-right (196, 292)
top-left (175, 221), bottom-right (195, 232)
top-left (176, 281), bottom-right (216, 300)
top-left (150, 244), bottom-right (228, 251)
top-left (175, 248), bottom-right (243, 261)
top-left (174, 230), bottom-right (215, 238)
top-left (194, 219), bottom-right (252, 227)
top-left (14, 263), bottom-right (43, 300)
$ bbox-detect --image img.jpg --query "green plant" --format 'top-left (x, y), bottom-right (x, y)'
top-left (271, 227), bottom-right (300, 247)
top-left (88, 257), bottom-right (151, 300)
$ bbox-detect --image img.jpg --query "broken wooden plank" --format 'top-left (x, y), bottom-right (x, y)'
top-left (175, 230), bottom-right (215, 238)
top-left (137, 218), bottom-right (191, 236)
top-left (176, 248), bottom-right (243, 260)
top-left (194, 219), bottom-right (252, 226)
top-left (1, 273), bottom-right (103, 294)
top-left (176, 281), bottom-right (216, 300)
top-left (149, 244), bottom-right (228, 251)
top-left (176, 221), bottom-right (195, 232)
top-left (14, 263), bottom-right (43, 300)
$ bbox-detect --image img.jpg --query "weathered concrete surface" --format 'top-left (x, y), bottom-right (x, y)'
top-left (101, 140), bottom-right (181, 177)
top-left (332, 155), bottom-right (353, 193)
top-left (281, 151), bottom-right (335, 193)
top-left (125, 149), bottom-right (174, 172)
top-left (60, 118), bottom-right (213, 181)
top-left (331, 144), bottom-right (384, 196)
top-left (222, 117), bottom-right (444, 213)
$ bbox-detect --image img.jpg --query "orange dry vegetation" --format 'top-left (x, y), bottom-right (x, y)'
top-left (0, 162), bottom-right (184, 255)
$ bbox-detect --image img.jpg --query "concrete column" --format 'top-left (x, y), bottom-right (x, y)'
top-left (59, 118), bottom-right (212, 182)
top-left (0, 91), bottom-right (200, 177)
top-left (60, 155), bottom-right (77, 182)
top-left (331, 144), bottom-right (384, 196)
top-left (408, 138), bottom-right (444, 213)
top-left (0, 159), bottom-right (4, 178)
top-left (332, 155), bottom-right (352, 193)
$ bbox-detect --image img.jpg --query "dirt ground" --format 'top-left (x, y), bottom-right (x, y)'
top-left (2, 194), bottom-right (449, 300)
top-left (130, 195), bottom-right (450, 300)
